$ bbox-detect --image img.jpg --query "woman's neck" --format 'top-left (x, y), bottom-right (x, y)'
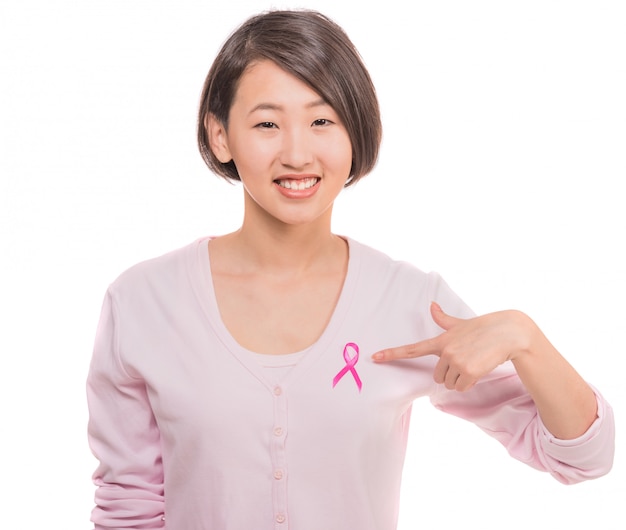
top-left (220, 223), bottom-right (345, 276)
top-left (210, 201), bottom-right (345, 276)
top-left (209, 187), bottom-right (349, 276)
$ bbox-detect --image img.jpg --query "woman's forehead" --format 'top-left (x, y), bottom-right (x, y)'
top-left (232, 60), bottom-right (328, 111)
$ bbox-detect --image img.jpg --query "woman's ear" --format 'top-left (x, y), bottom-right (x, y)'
top-left (205, 113), bottom-right (233, 163)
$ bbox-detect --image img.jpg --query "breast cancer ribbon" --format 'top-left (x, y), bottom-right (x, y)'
top-left (332, 342), bottom-right (362, 392)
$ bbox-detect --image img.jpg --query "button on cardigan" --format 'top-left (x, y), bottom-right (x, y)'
top-left (87, 237), bottom-right (615, 529)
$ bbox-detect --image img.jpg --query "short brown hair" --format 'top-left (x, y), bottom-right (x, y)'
top-left (197, 10), bottom-right (382, 187)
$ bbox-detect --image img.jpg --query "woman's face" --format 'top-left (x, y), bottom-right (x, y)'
top-left (209, 60), bottom-right (353, 228)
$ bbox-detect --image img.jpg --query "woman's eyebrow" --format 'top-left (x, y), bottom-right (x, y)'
top-left (248, 98), bottom-right (329, 115)
top-left (305, 98), bottom-right (329, 109)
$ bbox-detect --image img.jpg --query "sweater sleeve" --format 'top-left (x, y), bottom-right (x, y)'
top-left (430, 368), bottom-right (614, 484)
top-left (86, 290), bottom-right (165, 529)
top-left (426, 272), bottom-right (615, 485)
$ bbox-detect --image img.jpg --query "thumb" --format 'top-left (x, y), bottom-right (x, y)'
top-left (430, 301), bottom-right (462, 331)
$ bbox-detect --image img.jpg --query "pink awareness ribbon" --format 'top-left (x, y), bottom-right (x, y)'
top-left (332, 342), bottom-right (362, 392)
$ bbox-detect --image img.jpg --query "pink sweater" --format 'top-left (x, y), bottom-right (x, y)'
top-left (87, 237), bottom-right (614, 529)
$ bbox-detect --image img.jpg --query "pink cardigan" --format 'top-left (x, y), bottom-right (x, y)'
top-left (87, 237), bottom-right (614, 529)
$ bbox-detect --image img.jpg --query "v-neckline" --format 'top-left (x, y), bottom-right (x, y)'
top-left (191, 236), bottom-right (362, 391)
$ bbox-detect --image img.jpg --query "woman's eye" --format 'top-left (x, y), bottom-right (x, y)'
top-left (256, 122), bottom-right (277, 129)
top-left (312, 119), bottom-right (332, 126)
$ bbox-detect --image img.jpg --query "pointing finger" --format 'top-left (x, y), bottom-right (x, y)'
top-left (372, 336), bottom-right (441, 363)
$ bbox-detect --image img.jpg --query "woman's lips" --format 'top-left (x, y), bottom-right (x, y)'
top-left (274, 177), bottom-right (321, 198)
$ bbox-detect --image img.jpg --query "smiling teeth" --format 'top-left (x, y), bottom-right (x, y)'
top-left (276, 178), bottom-right (318, 190)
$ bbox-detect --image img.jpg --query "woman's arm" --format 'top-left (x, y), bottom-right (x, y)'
top-left (373, 302), bottom-right (597, 439)
top-left (87, 291), bottom-right (165, 529)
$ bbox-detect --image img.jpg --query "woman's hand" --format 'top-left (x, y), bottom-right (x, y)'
top-left (372, 302), bottom-right (537, 391)
top-left (372, 301), bottom-right (598, 439)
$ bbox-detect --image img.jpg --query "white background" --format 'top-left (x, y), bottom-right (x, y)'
top-left (1, 0), bottom-right (623, 528)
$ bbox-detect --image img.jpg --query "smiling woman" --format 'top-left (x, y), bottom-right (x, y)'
top-left (85, 8), bottom-right (615, 530)
top-left (206, 60), bottom-right (352, 226)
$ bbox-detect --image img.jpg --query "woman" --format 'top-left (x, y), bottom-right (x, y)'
top-left (87, 10), bottom-right (614, 530)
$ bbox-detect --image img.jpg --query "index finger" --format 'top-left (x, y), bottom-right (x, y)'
top-left (372, 336), bottom-right (441, 363)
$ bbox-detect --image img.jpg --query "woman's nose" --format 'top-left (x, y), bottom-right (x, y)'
top-left (279, 128), bottom-right (313, 169)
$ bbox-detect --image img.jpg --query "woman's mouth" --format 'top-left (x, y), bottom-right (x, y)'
top-left (274, 177), bottom-right (320, 190)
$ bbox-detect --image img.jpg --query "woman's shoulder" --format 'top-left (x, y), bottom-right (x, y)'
top-left (346, 236), bottom-right (474, 318)
top-left (108, 237), bottom-right (209, 295)
top-left (346, 236), bottom-right (431, 279)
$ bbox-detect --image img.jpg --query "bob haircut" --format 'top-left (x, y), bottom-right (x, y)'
top-left (197, 9), bottom-right (382, 187)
